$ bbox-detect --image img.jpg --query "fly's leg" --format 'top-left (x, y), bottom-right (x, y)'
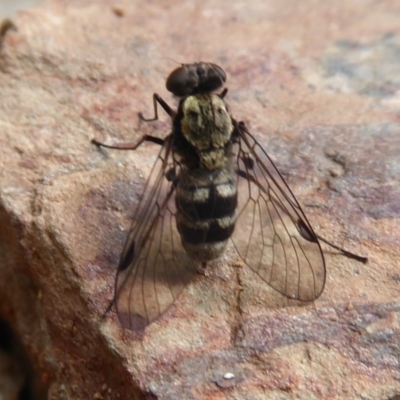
top-left (219, 88), bottom-right (228, 99)
top-left (91, 135), bottom-right (164, 150)
top-left (92, 93), bottom-right (175, 149)
top-left (139, 93), bottom-right (176, 121)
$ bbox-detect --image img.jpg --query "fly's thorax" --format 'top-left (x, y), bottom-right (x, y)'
top-left (179, 94), bottom-right (233, 170)
top-left (175, 167), bottom-right (238, 262)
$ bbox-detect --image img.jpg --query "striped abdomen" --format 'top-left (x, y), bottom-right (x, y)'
top-left (175, 167), bottom-right (237, 262)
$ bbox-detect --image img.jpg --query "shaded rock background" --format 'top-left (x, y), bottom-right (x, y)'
top-left (0, 0), bottom-right (399, 399)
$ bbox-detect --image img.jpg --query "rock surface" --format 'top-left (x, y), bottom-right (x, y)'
top-left (0, 0), bottom-right (399, 399)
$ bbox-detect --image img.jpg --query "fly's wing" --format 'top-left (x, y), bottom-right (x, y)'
top-left (115, 135), bottom-right (198, 330)
top-left (231, 123), bottom-right (326, 301)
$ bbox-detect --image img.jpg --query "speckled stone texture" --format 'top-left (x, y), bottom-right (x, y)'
top-left (0, 1), bottom-right (399, 399)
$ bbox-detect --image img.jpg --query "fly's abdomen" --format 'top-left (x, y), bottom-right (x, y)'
top-left (176, 168), bottom-right (237, 261)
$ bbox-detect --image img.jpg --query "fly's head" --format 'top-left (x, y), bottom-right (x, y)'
top-left (166, 62), bottom-right (226, 97)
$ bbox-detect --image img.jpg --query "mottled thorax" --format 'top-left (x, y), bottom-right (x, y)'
top-left (180, 94), bottom-right (234, 170)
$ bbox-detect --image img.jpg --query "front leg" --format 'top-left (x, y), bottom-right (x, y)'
top-left (92, 93), bottom-right (176, 149)
top-left (139, 93), bottom-right (176, 121)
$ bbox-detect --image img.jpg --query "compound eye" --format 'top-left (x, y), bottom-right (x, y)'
top-left (209, 63), bottom-right (227, 84)
top-left (166, 67), bottom-right (195, 96)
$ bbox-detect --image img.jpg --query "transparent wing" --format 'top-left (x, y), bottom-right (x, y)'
top-left (115, 135), bottom-right (198, 330)
top-left (231, 123), bottom-right (326, 301)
